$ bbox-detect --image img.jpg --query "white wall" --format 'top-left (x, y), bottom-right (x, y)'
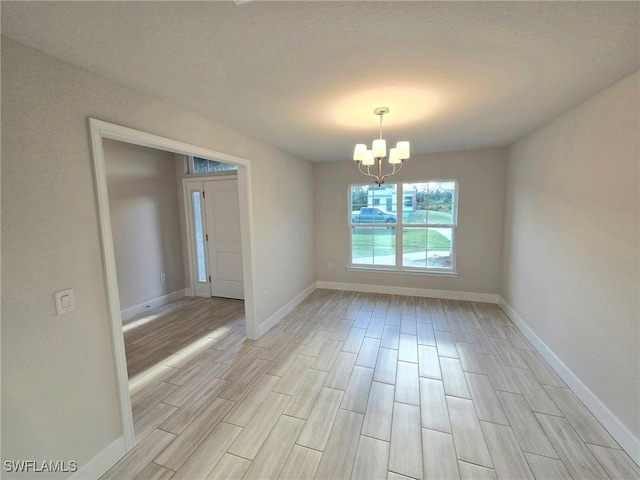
top-left (314, 148), bottom-right (507, 297)
top-left (501, 72), bottom-right (639, 450)
top-left (1, 37), bottom-right (315, 477)
top-left (104, 139), bottom-right (185, 313)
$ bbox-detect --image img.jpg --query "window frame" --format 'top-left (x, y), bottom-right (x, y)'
top-left (348, 180), bottom-right (459, 275)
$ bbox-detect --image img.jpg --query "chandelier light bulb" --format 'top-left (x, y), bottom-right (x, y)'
top-left (372, 139), bottom-right (386, 159)
top-left (353, 143), bottom-right (367, 162)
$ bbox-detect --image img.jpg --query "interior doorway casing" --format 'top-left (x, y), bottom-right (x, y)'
top-left (88, 118), bottom-right (258, 451)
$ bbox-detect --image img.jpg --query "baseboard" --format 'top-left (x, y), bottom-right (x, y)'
top-left (121, 289), bottom-right (187, 322)
top-left (316, 281), bottom-right (499, 304)
top-left (258, 283), bottom-right (318, 336)
top-left (183, 287), bottom-right (194, 297)
top-left (68, 436), bottom-right (127, 480)
top-left (498, 296), bottom-right (640, 465)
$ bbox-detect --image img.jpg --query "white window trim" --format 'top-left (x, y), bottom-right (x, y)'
top-left (348, 180), bottom-right (458, 275)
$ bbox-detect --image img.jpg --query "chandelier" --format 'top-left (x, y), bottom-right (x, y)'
top-left (352, 107), bottom-right (410, 186)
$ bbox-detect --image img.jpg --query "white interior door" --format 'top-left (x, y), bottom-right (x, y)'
top-left (204, 179), bottom-right (244, 299)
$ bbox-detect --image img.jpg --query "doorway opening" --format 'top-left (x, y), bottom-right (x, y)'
top-left (88, 118), bottom-right (258, 451)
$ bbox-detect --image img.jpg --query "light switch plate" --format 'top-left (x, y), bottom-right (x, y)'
top-left (54, 289), bottom-right (75, 315)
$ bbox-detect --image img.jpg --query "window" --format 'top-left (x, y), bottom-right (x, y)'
top-left (186, 156), bottom-right (237, 174)
top-left (349, 181), bottom-right (457, 273)
top-left (191, 190), bottom-right (207, 283)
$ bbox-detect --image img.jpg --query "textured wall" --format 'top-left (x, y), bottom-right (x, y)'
top-left (104, 139), bottom-right (185, 312)
top-left (501, 72), bottom-right (639, 442)
top-left (314, 148), bottom-right (507, 296)
top-left (1, 37), bottom-right (315, 477)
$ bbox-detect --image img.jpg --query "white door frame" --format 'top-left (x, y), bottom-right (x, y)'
top-left (88, 118), bottom-right (258, 451)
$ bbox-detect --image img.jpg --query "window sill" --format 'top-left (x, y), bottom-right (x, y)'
top-left (347, 266), bottom-right (459, 277)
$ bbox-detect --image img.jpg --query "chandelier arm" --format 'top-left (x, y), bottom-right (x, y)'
top-left (357, 162), bottom-right (380, 181)
top-left (380, 161), bottom-right (405, 183)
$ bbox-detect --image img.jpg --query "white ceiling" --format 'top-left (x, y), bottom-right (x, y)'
top-left (2, 1), bottom-right (638, 162)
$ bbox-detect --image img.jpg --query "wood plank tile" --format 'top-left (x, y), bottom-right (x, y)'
top-left (356, 337), bottom-right (381, 368)
top-left (545, 385), bottom-right (619, 448)
top-left (509, 367), bottom-right (562, 416)
top-left (416, 323), bottom-right (436, 346)
top-left (455, 342), bottom-right (484, 374)
top-left (480, 421), bottom-right (534, 479)
top-left (133, 463), bottom-right (175, 480)
top-left (467, 328), bottom-right (498, 355)
top-left (365, 316), bottom-right (386, 339)
top-left (482, 318), bottom-right (508, 339)
top-left (341, 365), bottom-right (374, 413)
top-left (314, 409), bottom-right (364, 480)
top-left (440, 357), bottom-right (471, 399)
top-left (205, 453), bottom-right (250, 480)
top-left (491, 338), bottom-right (528, 369)
top-left (172, 422), bottom-right (241, 480)
top-left (373, 348), bottom-right (398, 385)
top-left (457, 462), bottom-right (497, 480)
top-left (218, 358), bottom-right (270, 402)
top-left (329, 320), bottom-right (355, 342)
top-left (297, 387), bottom-right (344, 451)
top-left (398, 334), bottom-right (418, 363)
top-left (362, 381), bottom-right (395, 441)
top-left (283, 368), bottom-right (328, 419)
top-left (154, 398), bottom-right (235, 471)
top-left (400, 315), bottom-right (417, 335)
top-left (587, 443), bottom-right (640, 479)
top-left (324, 351), bottom-right (357, 390)
top-left (395, 361), bottom-right (420, 406)
top-left (536, 413), bottom-right (608, 479)
top-left (389, 402), bottom-right (423, 479)
top-left (501, 325), bottom-right (535, 351)
top-left (418, 345), bottom-right (441, 380)
top-left (479, 354), bottom-right (520, 393)
top-left (434, 331), bottom-right (458, 358)
top-left (301, 330), bottom-right (331, 357)
top-left (464, 372), bottom-right (508, 425)
top-left (419, 378), bottom-right (451, 434)
top-left (273, 354), bottom-right (315, 395)
top-left (222, 373), bottom-right (280, 427)
top-left (352, 436), bottom-right (390, 480)
top-left (381, 325), bottom-right (401, 350)
top-left (446, 396), bottom-right (493, 468)
top-left (311, 339), bottom-right (343, 371)
top-left (373, 299), bottom-right (389, 319)
top-left (278, 445), bottom-right (322, 480)
top-left (387, 473), bottom-right (414, 480)
top-left (449, 319), bottom-right (472, 344)
top-left (266, 342), bottom-right (304, 376)
top-left (519, 350), bottom-right (566, 387)
top-left (496, 391), bottom-right (558, 458)
top-left (422, 428), bottom-right (459, 480)
top-left (134, 402), bottom-right (178, 443)
top-left (102, 429), bottom-right (176, 480)
top-left (131, 381), bottom-right (179, 421)
top-left (353, 309), bottom-right (373, 329)
top-left (163, 375), bottom-right (229, 408)
top-left (226, 392), bottom-right (290, 460)
top-left (343, 327), bottom-right (367, 353)
top-left (523, 453), bottom-right (572, 480)
top-left (242, 415), bottom-right (305, 479)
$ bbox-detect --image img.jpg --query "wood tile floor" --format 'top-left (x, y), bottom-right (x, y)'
top-left (103, 290), bottom-right (639, 480)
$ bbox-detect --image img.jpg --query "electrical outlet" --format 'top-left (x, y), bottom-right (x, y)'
top-left (263, 289), bottom-right (268, 301)
top-left (160, 273), bottom-right (165, 282)
top-left (328, 262), bottom-right (333, 270)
